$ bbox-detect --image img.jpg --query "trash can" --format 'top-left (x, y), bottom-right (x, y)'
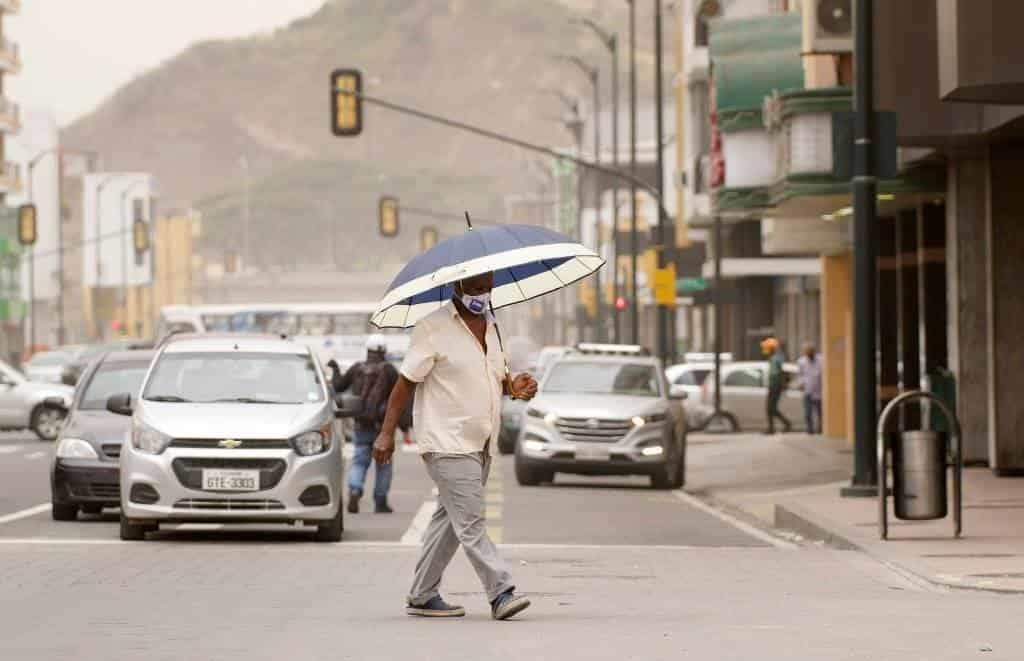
top-left (892, 430), bottom-right (948, 520)
top-left (929, 368), bottom-right (957, 434)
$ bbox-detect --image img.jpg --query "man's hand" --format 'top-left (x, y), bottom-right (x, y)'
top-left (511, 372), bottom-right (538, 401)
top-left (372, 431), bottom-right (396, 464)
top-left (326, 359), bottom-right (340, 372)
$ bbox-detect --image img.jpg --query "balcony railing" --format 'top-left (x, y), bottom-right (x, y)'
top-left (0, 161), bottom-right (22, 193)
top-left (0, 37), bottom-right (20, 72)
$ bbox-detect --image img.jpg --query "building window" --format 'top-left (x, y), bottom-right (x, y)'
top-left (695, 0), bottom-right (721, 47)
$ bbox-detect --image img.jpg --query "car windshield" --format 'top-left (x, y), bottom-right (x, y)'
top-left (675, 369), bottom-right (711, 386)
top-left (544, 362), bottom-right (661, 397)
top-left (80, 362), bottom-right (151, 410)
top-left (143, 351), bottom-right (324, 404)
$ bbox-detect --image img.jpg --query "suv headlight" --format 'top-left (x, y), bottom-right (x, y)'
top-left (132, 422), bottom-right (172, 455)
top-left (56, 437), bottom-right (99, 459)
top-left (291, 425), bottom-right (331, 456)
top-left (631, 412), bottom-right (667, 428)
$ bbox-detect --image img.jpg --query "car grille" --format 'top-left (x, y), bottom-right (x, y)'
top-left (171, 458), bottom-right (287, 491)
top-left (101, 444), bottom-right (121, 459)
top-left (554, 417), bottom-right (633, 444)
top-left (169, 438), bottom-right (291, 449)
top-left (69, 482), bottom-right (120, 499)
top-left (173, 498), bottom-right (285, 511)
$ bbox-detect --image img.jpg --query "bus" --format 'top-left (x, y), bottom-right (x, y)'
top-left (157, 303), bottom-right (409, 366)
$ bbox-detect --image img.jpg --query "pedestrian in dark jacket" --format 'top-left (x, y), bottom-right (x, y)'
top-left (761, 336), bottom-right (792, 435)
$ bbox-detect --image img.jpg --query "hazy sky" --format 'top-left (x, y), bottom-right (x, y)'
top-left (7, 0), bottom-right (326, 126)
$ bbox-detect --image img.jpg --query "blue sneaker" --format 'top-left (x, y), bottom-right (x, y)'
top-left (491, 589), bottom-right (531, 620)
top-left (406, 595), bottom-right (465, 618)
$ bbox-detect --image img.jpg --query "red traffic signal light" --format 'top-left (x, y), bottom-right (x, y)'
top-left (615, 296), bottom-right (627, 311)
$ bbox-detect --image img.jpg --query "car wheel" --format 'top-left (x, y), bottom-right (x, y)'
top-left (497, 433), bottom-right (515, 455)
top-left (120, 515), bottom-right (149, 541)
top-left (81, 504), bottom-right (103, 515)
top-left (514, 457), bottom-right (552, 486)
top-left (314, 506), bottom-right (344, 542)
top-left (31, 404), bottom-right (66, 441)
top-left (702, 411), bottom-right (740, 434)
top-left (51, 502), bottom-right (78, 521)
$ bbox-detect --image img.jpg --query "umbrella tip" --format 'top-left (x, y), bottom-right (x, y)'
top-left (464, 211), bottom-right (473, 230)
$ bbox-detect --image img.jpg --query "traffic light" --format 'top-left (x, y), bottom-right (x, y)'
top-left (379, 196), bottom-right (399, 237)
top-left (420, 226), bottom-right (439, 251)
top-left (133, 219), bottom-right (150, 254)
top-left (579, 280), bottom-right (597, 317)
top-left (330, 69), bottom-right (363, 136)
top-left (17, 204), bottom-right (36, 246)
top-left (615, 296), bottom-right (628, 311)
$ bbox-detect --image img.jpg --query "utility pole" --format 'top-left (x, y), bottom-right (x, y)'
top-left (627, 0), bottom-right (639, 345)
top-left (843, 0), bottom-right (879, 497)
top-left (240, 156), bottom-right (251, 271)
top-left (654, 0), bottom-right (669, 365)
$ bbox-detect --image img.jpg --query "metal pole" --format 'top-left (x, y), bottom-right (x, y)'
top-left (843, 0), bottom-right (879, 497)
top-left (26, 162), bottom-right (34, 355)
top-left (628, 0), bottom-right (639, 345)
top-left (56, 149), bottom-right (65, 345)
top-left (592, 70), bottom-right (604, 341)
top-left (654, 0), bottom-right (668, 364)
top-left (240, 156), bottom-right (250, 271)
top-left (611, 35), bottom-right (621, 343)
top-left (713, 215), bottom-right (722, 416)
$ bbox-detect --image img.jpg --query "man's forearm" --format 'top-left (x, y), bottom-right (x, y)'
top-left (379, 376), bottom-right (414, 437)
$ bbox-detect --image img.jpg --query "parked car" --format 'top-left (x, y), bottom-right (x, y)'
top-left (60, 339), bottom-right (153, 386)
top-left (699, 361), bottom-right (805, 432)
top-left (50, 350), bottom-right (155, 520)
top-left (23, 349), bottom-right (75, 384)
top-left (0, 359), bottom-right (74, 440)
top-left (109, 334), bottom-right (344, 541)
top-left (665, 362), bottom-right (716, 430)
top-left (514, 345), bottom-right (687, 489)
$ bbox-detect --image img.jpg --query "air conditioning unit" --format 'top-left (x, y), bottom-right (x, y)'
top-left (802, 0), bottom-right (853, 54)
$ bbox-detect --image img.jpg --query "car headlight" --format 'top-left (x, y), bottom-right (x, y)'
top-left (526, 406), bottom-right (558, 426)
top-left (631, 413), bottom-right (667, 428)
top-left (291, 426), bottom-right (331, 456)
top-left (131, 422), bottom-right (172, 455)
top-left (56, 437), bottom-right (99, 460)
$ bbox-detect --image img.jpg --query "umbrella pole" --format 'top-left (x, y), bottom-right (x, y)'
top-left (488, 300), bottom-right (515, 398)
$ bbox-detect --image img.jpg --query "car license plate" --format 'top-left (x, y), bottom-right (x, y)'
top-left (201, 469), bottom-right (259, 491)
top-left (575, 444), bottom-right (610, 461)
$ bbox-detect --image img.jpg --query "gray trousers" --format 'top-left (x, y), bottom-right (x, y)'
top-left (408, 452), bottom-right (513, 605)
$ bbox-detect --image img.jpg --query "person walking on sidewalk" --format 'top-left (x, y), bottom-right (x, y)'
top-left (797, 341), bottom-right (823, 434)
top-left (328, 334), bottom-right (401, 514)
top-left (373, 272), bottom-right (538, 621)
top-left (761, 336), bottom-right (792, 434)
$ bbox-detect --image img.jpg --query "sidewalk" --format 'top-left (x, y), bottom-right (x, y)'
top-left (687, 432), bottom-right (1024, 593)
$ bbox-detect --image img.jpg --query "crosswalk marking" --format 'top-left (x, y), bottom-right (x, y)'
top-left (0, 445), bottom-right (25, 455)
top-left (0, 503), bottom-right (50, 525)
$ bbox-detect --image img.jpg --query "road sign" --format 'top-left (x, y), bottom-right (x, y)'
top-left (17, 204), bottom-right (36, 246)
top-left (331, 69), bottom-right (363, 137)
top-left (678, 277), bottom-right (707, 294)
top-left (379, 197), bottom-right (399, 237)
top-left (653, 264), bottom-right (677, 306)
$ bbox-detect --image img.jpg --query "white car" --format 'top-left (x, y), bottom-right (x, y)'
top-left (22, 350), bottom-right (74, 384)
top-left (665, 362), bottom-right (716, 430)
top-left (699, 361), bottom-right (805, 432)
top-left (0, 359), bottom-right (74, 440)
top-left (109, 334), bottom-right (344, 541)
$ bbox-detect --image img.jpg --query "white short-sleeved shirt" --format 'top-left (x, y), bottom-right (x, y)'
top-left (400, 301), bottom-right (506, 455)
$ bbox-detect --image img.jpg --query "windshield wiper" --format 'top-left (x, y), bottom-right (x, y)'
top-left (208, 397), bottom-right (297, 404)
top-left (145, 395), bottom-right (191, 403)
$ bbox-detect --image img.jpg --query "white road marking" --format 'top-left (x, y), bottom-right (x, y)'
top-left (24, 451), bottom-right (46, 461)
top-left (0, 503), bottom-right (51, 525)
top-left (400, 500), bottom-right (436, 545)
top-left (0, 539), bottom-right (766, 550)
top-left (672, 491), bottom-right (798, 550)
top-left (0, 445), bottom-right (25, 455)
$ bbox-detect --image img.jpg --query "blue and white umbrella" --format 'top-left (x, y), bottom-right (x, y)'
top-left (372, 223), bottom-right (604, 329)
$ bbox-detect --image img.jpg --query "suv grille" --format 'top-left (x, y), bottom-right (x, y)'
top-left (554, 417), bottom-right (632, 444)
top-left (169, 438), bottom-right (291, 449)
top-left (171, 458), bottom-right (286, 491)
top-left (173, 498), bottom-right (285, 511)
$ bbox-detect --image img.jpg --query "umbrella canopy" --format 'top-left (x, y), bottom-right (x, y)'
top-left (372, 224), bottom-right (604, 328)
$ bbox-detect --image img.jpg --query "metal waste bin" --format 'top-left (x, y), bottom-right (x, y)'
top-left (892, 430), bottom-right (948, 520)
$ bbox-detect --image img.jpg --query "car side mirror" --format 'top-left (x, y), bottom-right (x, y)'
top-left (106, 393), bottom-right (133, 416)
top-left (669, 384), bottom-right (688, 400)
top-left (333, 392), bottom-right (362, 419)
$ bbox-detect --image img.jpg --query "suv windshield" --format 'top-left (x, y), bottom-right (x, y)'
top-left (81, 362), bottom-right (151, 410)
top-left (544, 361), bottom-right (660, 397)
top-left (143, 352), bottom-right (324, 404)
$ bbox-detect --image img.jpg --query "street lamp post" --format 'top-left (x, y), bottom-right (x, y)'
top-left (627, 0), bottom-right (639, 345)
top-left (93, 174), bottom-right (141, 339)
top-left (654, 0), bottom-right (670, 365)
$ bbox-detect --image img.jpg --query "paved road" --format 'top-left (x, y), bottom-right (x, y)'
top-left (2, 439), bottom-right (1023, 659)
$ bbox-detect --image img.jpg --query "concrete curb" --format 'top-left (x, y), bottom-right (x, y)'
top-left (773, 502), bottom-right (1024, 595)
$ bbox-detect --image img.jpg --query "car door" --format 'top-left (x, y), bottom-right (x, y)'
top-left (721, 365), bottom-right (767, 429)
top-left (0, 361), bottom-right (26, 426)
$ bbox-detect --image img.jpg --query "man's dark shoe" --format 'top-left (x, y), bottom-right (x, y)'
top-left (406, 596), bottom-right (465, 618)
top-left (491, 589), bottom-right (530, 620)
top-left (347, 489), bottom-right (361, 514)
top-left (375, 500), bottom-right (393, 514)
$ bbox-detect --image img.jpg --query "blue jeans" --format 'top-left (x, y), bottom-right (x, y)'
top-left (347, 427), bottom-right (393, 503)
top-left (803, 394), bottom-right (822, 434)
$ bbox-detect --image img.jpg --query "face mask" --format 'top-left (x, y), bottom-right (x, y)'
top-left (459, 291), bottom-right (491, 315)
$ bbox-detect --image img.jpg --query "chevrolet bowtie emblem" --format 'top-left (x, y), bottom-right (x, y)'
top-left (218, 439), bottom-right (243, 449)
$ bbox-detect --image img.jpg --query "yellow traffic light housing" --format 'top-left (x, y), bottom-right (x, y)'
top-left (17, 204), bottom-right (36, 246)
top-left (653, 264), bottom-right (677, 306)
top-left (331, 69), bottom-right (363, 137)
top-left (133, 219), bottom-right (150, 254)
top-left (379, 196), bottom-right (399, 238)
top-left (420, 226), bottom-right (439, 251)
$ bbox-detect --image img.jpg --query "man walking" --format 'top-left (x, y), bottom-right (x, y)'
top-left (373, 272), bottom-right (537, 620)
top-left (329, 334), bottom-right (400, 514)
top-left (761, 336), bottom-right (792, 434)
top-left (797, 341), bottom-right (823, 434)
